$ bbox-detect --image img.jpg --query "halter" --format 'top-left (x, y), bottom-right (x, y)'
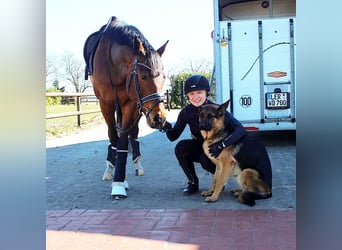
top-left (128, 57), bottom-right (165, 118)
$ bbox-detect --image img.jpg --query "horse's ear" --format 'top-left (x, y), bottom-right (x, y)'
top-left (157, 40), bottom-right (169, 56)
top-left (135, 37), bottom-right (146, 56)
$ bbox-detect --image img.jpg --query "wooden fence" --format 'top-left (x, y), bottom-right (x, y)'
top-left (46, 91), bottom-right (171, 127)
top-left (46, 92), bottom-right (101, 126)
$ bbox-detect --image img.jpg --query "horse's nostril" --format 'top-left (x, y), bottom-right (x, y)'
top-left (154, 113), bottom-right (161, 123)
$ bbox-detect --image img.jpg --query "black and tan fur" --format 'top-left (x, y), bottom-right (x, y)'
top-left (199, 100), bottom-right (272, 206)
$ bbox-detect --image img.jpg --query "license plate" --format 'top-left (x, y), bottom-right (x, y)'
top-left (265, 92), bottom-right (290, 109)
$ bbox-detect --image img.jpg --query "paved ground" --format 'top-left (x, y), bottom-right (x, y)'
top-left (46, 109), bottom-right (296, 249)
top-left (47, 209), bottom-right (295, 250)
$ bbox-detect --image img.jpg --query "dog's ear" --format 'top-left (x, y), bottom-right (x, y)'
top-left (218, 100), bottom-right (230, 116)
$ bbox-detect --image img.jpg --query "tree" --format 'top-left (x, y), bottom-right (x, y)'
top-left (168, 73), bottom-right (190, 108)
top-left (61, 52), bottom-right (92, 93)
top-left (46, 86), bottom-right (62, 106)
top-left (168, 72), bottom-right (212, 109)
top-left (166, 56), bottom-right (214, 108)
top-left (186, 57), bottom-right (212, 73)
top-left (52, 79), bottom-right (65, 92)
top-left (46, 58), bottom-right (59, 86)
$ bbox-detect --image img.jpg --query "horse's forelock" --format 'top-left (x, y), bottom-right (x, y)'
top-left (144, 51), bottom-right (162, 76)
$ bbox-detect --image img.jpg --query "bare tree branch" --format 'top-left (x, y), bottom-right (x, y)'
top-left (46, 58), bottom-right (59, 85)
top-left (61, 52), bottom-right (92, 92)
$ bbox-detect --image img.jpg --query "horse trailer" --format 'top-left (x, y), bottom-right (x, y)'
top-left (212, 0), bottom-right (296, 131)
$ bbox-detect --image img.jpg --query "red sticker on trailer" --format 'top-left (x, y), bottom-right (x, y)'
top-left (267, 71), bottom-right (287, 78)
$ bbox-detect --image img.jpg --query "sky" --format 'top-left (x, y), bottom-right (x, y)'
top-left (46, 0), bottom-right (215, 75)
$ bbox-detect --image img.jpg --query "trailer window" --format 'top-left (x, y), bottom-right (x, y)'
top-left (220, 0), bottom-right (296, 21)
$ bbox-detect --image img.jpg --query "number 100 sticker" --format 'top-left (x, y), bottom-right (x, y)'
top-left (240, 95), bottom-right (252, 108)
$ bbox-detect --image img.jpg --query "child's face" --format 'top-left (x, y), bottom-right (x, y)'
top-left (187, 90), bottom-right (207, 107)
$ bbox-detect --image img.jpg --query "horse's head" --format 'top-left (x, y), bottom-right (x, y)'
top-left (127, 40), bottom-right (169, 129)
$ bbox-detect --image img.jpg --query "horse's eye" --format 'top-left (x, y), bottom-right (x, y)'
top-left (141, 75), bottom-right (147, 80)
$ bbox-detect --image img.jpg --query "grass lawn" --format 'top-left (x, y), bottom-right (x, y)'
top-left (46, 103), bottom-right (104, 138)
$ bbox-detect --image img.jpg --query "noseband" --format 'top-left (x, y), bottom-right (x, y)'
top-left (128, 57), bottom-right (165, 117)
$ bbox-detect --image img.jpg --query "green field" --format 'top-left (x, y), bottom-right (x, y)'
top-left (46, 103), bottom-right (104, 138)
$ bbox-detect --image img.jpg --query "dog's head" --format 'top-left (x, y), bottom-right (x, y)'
top-left (199, 100), bottom-right (230, 140)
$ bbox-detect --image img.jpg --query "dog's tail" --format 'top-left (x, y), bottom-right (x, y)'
top-left (238, 191), bottom-right (272, 207)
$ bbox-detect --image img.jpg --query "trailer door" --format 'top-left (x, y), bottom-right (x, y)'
top-left (261, 18), bottom-right (296, 123)
top-left (226, 17), bottom-right (296, 128)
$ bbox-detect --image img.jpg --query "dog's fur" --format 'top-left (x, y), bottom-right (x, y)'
top-left (199, 100), bottom-right (272, 206)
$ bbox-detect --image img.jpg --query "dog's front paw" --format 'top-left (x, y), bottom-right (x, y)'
top-left (205, 196), bottom-right (218, 202)
top-left (201, 190), bottom-right (213, 196)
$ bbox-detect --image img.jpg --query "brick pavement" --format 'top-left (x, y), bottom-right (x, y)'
top-left (46, 209), bottom-right (295, 250)
top-left (46, 109), bottom-right (296, 249)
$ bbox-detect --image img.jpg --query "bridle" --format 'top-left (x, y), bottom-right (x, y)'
top-left (109, 56), bottom-right (165, 133)
top-left (127, 57), bottom-right (165, 118)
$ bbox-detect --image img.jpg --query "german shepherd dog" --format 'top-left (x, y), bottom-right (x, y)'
top-left (199, 100), bottom-right (272, 206)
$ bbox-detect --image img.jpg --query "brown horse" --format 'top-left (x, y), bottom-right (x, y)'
top-left (84, 16), bottom-right (168, 199)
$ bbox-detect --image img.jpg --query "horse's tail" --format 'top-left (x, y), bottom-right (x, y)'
top-left (237, 191), bottom-right (272, 207)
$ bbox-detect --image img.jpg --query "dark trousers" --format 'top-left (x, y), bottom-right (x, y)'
top-left (175, 139), bottom-right (216, 183)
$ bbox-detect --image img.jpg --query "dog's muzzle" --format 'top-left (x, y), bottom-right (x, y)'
top-left (199, 123), bottom-right (212, 131)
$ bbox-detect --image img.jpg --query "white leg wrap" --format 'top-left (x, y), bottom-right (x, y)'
top-left (111, 182), bottom-right (127, 198)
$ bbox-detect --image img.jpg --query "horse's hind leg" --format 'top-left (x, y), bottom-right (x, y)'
top-left (103, 143), bottom-right (116, 180)
top-left (129, 123), bottom-right (144, 176)
top-left (99, 101), bottom-right (118, 181)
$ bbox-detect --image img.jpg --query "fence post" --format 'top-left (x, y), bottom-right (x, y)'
top-left (76, 95), bottom-right (81, 126)
top-left (166, 90), bottom-right (170, 111)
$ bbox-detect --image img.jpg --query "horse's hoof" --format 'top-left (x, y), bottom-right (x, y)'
top-left (112, 195), bottom-right (126, 200)
top-left (111, 182), bottom-right (127, 198)
top-left (135, 168), bottom-right (144, 176)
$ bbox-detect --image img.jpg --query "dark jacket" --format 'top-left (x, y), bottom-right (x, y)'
top-left (166, 99), bottom-right (246, 146)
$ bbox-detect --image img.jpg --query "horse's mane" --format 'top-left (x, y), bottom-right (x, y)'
top-left (104, 17), bottom-right (161, 70)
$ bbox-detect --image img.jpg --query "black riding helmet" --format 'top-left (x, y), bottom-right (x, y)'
top-left (183, 75), bottom-right (210, 95)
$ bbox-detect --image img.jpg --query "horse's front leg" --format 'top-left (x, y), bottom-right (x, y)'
top-left (129, 123), bottom-right (144, 176)
top-left (111, 131), bottom-right (129, 199)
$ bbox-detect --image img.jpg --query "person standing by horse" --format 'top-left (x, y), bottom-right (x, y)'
top-left (160, 74), bottom-right (247, 195)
